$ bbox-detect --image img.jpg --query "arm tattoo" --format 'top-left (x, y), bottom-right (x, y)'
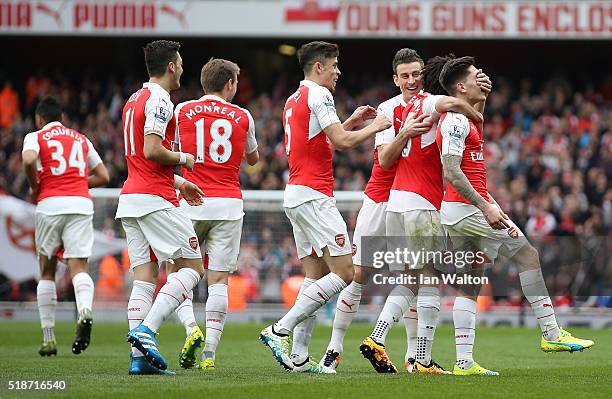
top-left (442, 154), bottom-right (489, 210)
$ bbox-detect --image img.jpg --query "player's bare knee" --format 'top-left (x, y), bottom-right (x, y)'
top-left (353, 265), bottom-right (369, 284)
top-left (38, 255), bottom-right (57, 279)
top-left (207, 270), bottom-right (228, 285)
top-left (513, 243), bottom-right (541, 272)
top-left (132, 262), bottom-right (159, 284)
top-left (40, 271), bottom-right (55, 280)
top-left (337, 264), bottom-right (354, 284)
top-left (325, 254), bottom-right (354, 283)
top-left (67, 258), bottom-right (88, 277)
top-left (302, 254), bottom-right (328, 279)
top-left (164, 260), bottom-right (178, 274)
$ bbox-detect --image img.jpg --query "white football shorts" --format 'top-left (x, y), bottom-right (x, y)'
top-left (121, 207), bottom-right (201, 270)
top-left (444, 212), bottom-right (528, 266)
top-left (285, 197), bottom-right (351, 259)
top-left (352, 197), bottom-right (387, 267)
top-left (35, 213), bottom-right (93, 259)
top-left (385, 209), bottom-right (446, 271)
top-left (193, 218), bottom-right (243, 273)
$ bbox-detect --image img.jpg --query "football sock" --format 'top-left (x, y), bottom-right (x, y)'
top-left (143, 268), bottom-right (200, 332)
top-left (175, 290), bottom-right (196, 335)
top-left (127, 280), bottom-right (156, 357)
top-left (37, 280), bottom-right (57, 343)
top-left (404, 299), bottom-right (418, 362)
top-left (72, 272), bottom-right (94, 318)
top-left (519, 269), bottom-right (560, 340)
top-left (327, 281), bottom-right (362, 354)
top-left (291, 278), bottom-right (316, 362)
top-left (370, 285), bottom-right (414, 345)
top-left (453, 297), bottom-right (477, 370)
top-left (275, 273), bottom-right (346, 334)
top-left (416, 286), bottom-right (440, 365)
top-left (203, 283), bottom-right (228, 359)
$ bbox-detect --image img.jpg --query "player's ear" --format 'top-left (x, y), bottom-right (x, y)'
top-left (457, 82), bottom-right (465, 94)
top-left (168, 61), bottom-right (176, 74)
top-left (392, 74), bottom-right (400, 88)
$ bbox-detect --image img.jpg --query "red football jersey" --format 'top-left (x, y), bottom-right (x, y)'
top-left (283, 80), bottom-right (340, 206)
top-left (389, 92), bottom-right (444, 211)
top-left (363, 94), bottom-right (405, 203)
top-left (175, 95), bottom-right (257, 199)
top-left (28, 122), bottom-right (91, 202)
top-left (436, 111), bottom-right (489, 204)
top-left (117, 82), bottom-right (178, 218)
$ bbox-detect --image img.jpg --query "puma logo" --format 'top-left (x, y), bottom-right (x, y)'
top-left (160, 3), bottom-right (191, 29)
top-left (36, 2), bottom-right (66, 28)
top-left (341, 299), bottom-right (354, 310)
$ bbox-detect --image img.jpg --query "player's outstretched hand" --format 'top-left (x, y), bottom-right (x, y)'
top-left (184, 153), bottom-right (195, 171)
top-left (346, 105), bottom-right (378, 129)
top-left (371, 113), bottom-right (392, 132)
top-left (476, 69), bottom-right (492, 96)
top-left (400, 114), bottom-right (432, 138)
top-left (179, 180), bottom-right (204, 206)
top-left (482, 203), bottom-right (510, 230)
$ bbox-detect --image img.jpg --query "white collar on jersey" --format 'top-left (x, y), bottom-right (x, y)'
top-left (199, 94), bottom-right (229, 104)
top-left (143, 81), bottom-right (171, 98)
top-left (41, 121), bottom-right (63, 130)
top-left (300, 79), bottom-right (322, 89)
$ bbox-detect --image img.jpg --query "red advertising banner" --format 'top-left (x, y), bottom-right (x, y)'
top-left (0, 0), bottom-right (610, 39)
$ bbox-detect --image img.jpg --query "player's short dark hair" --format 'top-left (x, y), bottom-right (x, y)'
top-left (297, 41), bottom-right (339, 74)
top-left (392, 48), bottom-right (424, 74)
top-left (439, 56), bottom-right (476, 95)
top-left (422, 54), bottom-right (455, 95)
top-left (143, 40), bottom-right (181, 78)
top-left (200, 58), bottom-right (240, 94)
top-left (35, 97), bottom-right (62, 123)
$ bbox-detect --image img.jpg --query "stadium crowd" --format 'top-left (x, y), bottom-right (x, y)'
top-left (0, 70), bottom-right (610, 306)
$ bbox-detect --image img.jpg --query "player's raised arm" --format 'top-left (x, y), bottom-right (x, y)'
top-left (434, 96), bottom-right (483, 125)
top-left (324, 114), bottom-right (391, 150)
top-left (341, 105), bottom-right (377, 131)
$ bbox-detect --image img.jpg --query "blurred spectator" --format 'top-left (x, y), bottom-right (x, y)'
top-left (0, 81), bottom-right (19, 128)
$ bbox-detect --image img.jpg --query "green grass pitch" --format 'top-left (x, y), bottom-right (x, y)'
top-left (0, 321), bottom-right (610, 398)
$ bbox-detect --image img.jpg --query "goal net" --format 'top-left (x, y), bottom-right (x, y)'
top-left (91, 188), bottom-right (364, 305)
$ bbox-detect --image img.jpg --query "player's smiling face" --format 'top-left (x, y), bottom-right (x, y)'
top-left (319, 56), bottom-right (340, 93)
top-left (394, 61), bottom-right (423, 100)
